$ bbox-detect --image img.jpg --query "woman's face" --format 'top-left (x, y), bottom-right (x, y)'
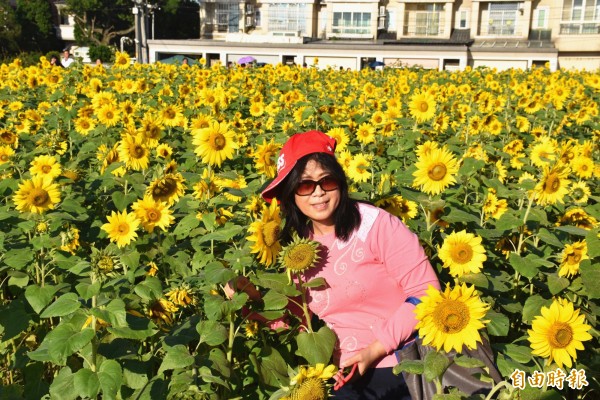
top-left (294, 159), bottom-right (340, 235)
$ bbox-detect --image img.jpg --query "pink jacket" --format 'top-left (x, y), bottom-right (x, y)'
top-left (305, 203), bottom-right (440, 368)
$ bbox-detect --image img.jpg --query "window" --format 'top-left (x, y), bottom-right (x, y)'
top-left (268, 3), bottom-right (306, 34)
top-left (458, 9), bottom-right (470, 29)
top-left (332, 12), bottom-right (372, 36)
top-left (58, 7), bottom-right (70, 25)
top-left (561, 0), bottom-right (600, 34)
top-left (533, 7), bottom-right (549, 29)
top-left (216, 3), bottom-right (240, 33)
top-left (488, 2), bottom-right (518, 35)
top-left (415, 4), bottom-right (443, 36)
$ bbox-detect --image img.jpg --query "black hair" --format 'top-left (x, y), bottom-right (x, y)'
top-left (278, 153), bottom-right (361, 243)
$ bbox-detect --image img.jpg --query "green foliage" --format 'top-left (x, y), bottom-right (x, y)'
top-left (88, 44), bottom-right (115, 63)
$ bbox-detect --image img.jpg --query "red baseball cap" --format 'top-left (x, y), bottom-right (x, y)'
top-left (261, 130), bottom-right (336, 202)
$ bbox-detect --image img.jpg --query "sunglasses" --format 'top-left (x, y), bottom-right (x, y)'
top-left (295, 176), bottom-right (340, 196)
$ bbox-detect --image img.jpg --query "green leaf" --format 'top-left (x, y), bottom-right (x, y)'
top-left (76, 281), bottom-right (102, 300)
top-left (453, 355), bottom-right (485, 369)
top-left (519, 386), bottom-right (562, 400)
top-left (547, 274), bottom-right (570, 295)
top-left (0, 299), bottom-right (32, 341)
top-left (204, 261), bottom-right (235, 285)
top-left (496, 344), bottom-right (533, 364)
top-left (25, 284), bottom-right (59, 314)
top-left (509, 253), bottom-right (538, 279)
top-left (458, 157), bottom-right (486, 176)
top-left (31, 324), bottom-right (95, 366)
top-left (303, 277), bottom-right (327, 289)
top-left (393, 359), bottom-right (424, 376)
top-left (581, 260), bottom-right (600, 299)
top-left (423, 350), bottom-right (451, 382)
top-left (120, 250), bottom-right (140, 270)
top-left (8, 270), bottom-right (29, 288)
top-left (536, 228), bottom-right (564, 248)
top-left (196, 224), bottom-right (244, 244)
top-left (296, 325), bottom-right (336, 365)
top-left (495, 210), bottom-right (522, 231)
top-left (443, 208), bottom-right (480, 224)
top-left (196, 320), bottom-right (228, 346)
top-left (3, 248), bottom-right (34, 270)
top-left (49, 367), bottom-right (78, 400)
top-left (253, 346), bottom-right (289, 388)
top-left (134, 277), bottom-right (163, 301)
top-left (98, 360), bottom-right (123, 400)
top-left (173, 214), bottom-right (201, 239)
top-left (485, 310), bottom-right (509, 336)
top-left (73, 368), bottom-right (100, 399)
top-left (107, 314), bottom-right (157, 340)
top-left (40, 292), bottom-right (81, 318)
top-left (553, 226), bottom-right (588, 236)
top-left (262, 290), bottom-right (289, 310)
top-left (585, 229), bottom-right (600, 258)
top-left (522, 295), bottom-right (552, 324)
top-left (158, 345), bottom-right (194, 375)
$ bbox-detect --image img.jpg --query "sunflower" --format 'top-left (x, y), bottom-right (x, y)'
top-left (415, 284), bottom-right (489, 353)
top-left (101, 210), bottom-right (140, 248)
top-left (74, 116), bottom-right (96, 136)
top-left (165, 284), bottom-right (195, 307)
top-left (118, 135), bottom-right (150, 171)
top-left (530, 139), bottom-right (557, 168)
top-left (557, 208), bottom-right (598, 230)
top-left (60, 225), bottom-right (80, 254)
top-left (155, 143), bottom-right (173, 159)
top-left (570, 156), bottom-right (594, 179)
top-left (147, 298), bottom-right (178, 327)
top-left (29, 155), bottom-right (62, 180)
top-left (113, 51), bottom-right (131, 69)
top-left (528, 299), bottom-right (592, 368)
top-left (534, 163), bottom-right (570, 206)
top-left (249, 101), bottom-right (265, 117)
top-left (244, 321), bottom-right (260, 338)
top-left (374, 195), bottom-right (418, 222)
top-left (0, 129), bottom-right (18, 148)
top-left (355, 122), bottom-right (375, 145)
top-left (438, 230), bottom-right (487, 277)
top-left (287, 363), bottom-right (336, 400)
top-left (247, 201), bottom-right (282, 267)
top-left (96, 103), bottom-right (121, 128)
top-left (558, 241), bottom-right (589, 278)
top-left (193, 168), bottom-right (218, 201)
top-left (412, 146), bottom-right (459, 195)
top-left (0, 145), bottom-right (15, 164)
top-left (279, 234), bottom-right (321, 273)
top-left (159, 104), bottom-right (183, 127)
top-left (252, 138), bottom-right (279, 179)
top-left (14, 176), bottom-right (61, 214)
top-left (347, 154), bottom-right (372, 183)
top-left (409, 92), bottom-right (436, 123)
top-left (570, 181), bottom-right (591, 204)
top-left (131, 195), bottom-right (175, 233)
top-left (192, 121), bottom-right (238, 167)
top-left (146, 173), bottom-right (186, 206)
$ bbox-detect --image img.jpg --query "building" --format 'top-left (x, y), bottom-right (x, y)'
top-left (51, 0), bottom-right (600, 71)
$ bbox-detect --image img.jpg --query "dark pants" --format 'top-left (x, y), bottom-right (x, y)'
top-left (331, 367), bottom-right (411, 400)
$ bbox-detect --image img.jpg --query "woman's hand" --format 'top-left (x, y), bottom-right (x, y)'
top-left (223, 275), bottom-right (261, 302)
top-left (339, 340), bottom-right (387, 379)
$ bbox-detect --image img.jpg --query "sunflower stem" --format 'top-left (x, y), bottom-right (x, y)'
top-left (227, 313), bottom-right (235, 363)
top-left (484, 380), bottom-right (513, 400)
top-left (296, 273), bottom-right (314, 333)
top-left (433, 376), bottom-right (443, 394)
top-left (516, 193), bottom-right (535, 255)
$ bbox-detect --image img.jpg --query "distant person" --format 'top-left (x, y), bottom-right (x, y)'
top-left (61, 50), bottom-right (74, 68)
top-left (50, 55), bottom-right (63, 68)
top-left (95, 58), bottom-right (103, 66)
top-left (182, 58), bottom-right (189, 66)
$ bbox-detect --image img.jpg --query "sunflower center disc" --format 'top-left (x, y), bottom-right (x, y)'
top-left (0, 155), bottom-right (8, 162)
top-left (148, 210), bottom-right (159, 222)
top-left (435, 300), bottom-right (469, 333)
top-left (567, 252), bottom-right (581, 264)
top-left (263, 221), bottom-right (280, 246)
top-left (42, 165), bottom-right (52, 173)
top-left (551, 323), bottom-right (573, 348)
top-left (428, 163), bottom-right (447, 181)
top-left (419, 102), bottom-right (429, 112)
top-left (133, 145), bottom-right (145, 158)
top-left (212, 134), bottom-right (226, 150)
top-left (117, 223), bottom-right (130, 234)
top-left (31, 188), bottom-right (49, 206)
top-left (452, 244), bottom-right (473, 264)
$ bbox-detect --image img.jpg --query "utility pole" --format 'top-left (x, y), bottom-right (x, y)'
top-left (132, 0), bottom-right (151, 63)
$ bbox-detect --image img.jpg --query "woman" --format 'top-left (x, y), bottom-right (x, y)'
top-left (261, 130), bottom-right (440, 399)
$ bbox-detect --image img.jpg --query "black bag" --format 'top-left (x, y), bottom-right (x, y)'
top-left (395, 334), bottom-right (503, 400)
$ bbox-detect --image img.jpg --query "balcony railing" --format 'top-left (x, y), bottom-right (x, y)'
top-left (529, 29), bottom-right (552, 40)
top-left (560, 21), bottom-right (600, 34)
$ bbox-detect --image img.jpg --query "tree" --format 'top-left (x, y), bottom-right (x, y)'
top-left (65, 0), bottom-right (135, 45)
top-left (15, 0), bottom-right (61, 53)
top-left (0, 0), bottom-right (21, 56)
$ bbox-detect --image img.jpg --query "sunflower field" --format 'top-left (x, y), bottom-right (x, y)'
top-left (0, 53), bottom-right (599, 400)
